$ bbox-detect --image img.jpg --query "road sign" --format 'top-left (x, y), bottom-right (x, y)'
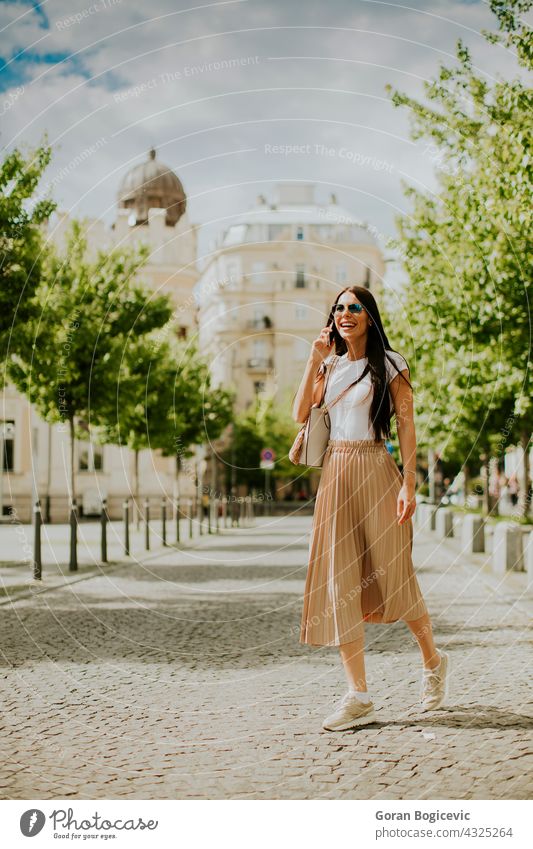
top-left (261, 448), bottom-right (275, 462)
top-left (260, 460), bottom-right (275, 470)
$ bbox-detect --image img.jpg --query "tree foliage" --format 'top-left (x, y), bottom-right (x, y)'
top-left (8, 219), bottom-right (173, 499)
top-left (0, 138), bottom-right (56, 365)
top-left (222, 392), bottom-right (302, 496)
top-left (386, 0), bottom-right (532, 513)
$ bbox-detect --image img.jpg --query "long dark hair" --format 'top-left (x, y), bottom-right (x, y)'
top-left (328, 286), bottom-right (412, 441)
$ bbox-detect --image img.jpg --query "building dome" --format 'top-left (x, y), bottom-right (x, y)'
top-left (117, 148), bottom-right (187, 227)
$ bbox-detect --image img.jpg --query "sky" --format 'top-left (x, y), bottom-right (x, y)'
top-left (0, 0), bottom-right (525, 287)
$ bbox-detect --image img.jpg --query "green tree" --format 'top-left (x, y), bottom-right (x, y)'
top-left (8, 219), bottom-right (173, 503)
top-left (0, 138), bottom-right (56, 366)
top-left (157, 341), bottom-right (234, 510)
top-left (222, 416), bottom-right (264, 494)
top-left (103, 335), bottom-right (234, 523)
top-left (101, 336), bottom-right (177, 525)
top-left (222, 391), bottom-right (304, 499)
top-left (386, 0), bottom-right (532, 516)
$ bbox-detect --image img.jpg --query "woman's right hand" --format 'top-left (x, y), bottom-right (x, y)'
top-left (310, 325), bottom-right (334, 364)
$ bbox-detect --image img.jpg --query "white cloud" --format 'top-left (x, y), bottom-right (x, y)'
top-left (0, 0), bottom-right (523, 273)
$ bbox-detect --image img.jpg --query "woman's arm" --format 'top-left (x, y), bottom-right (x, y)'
top-left (291, 324), bottom-right (334, 424)
top-left (389, 371), bottom-right (417, 523)
top-left (292, 356), bottom-right (325, 423)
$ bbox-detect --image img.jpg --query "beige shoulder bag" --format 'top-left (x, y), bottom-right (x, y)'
top-left (289, 355), bottom-right (371, 467)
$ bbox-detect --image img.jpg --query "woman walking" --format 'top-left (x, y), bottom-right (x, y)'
top-left (292, 286), bottom-right (450, 731)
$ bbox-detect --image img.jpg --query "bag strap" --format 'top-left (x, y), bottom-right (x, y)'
top-left (322, 360), bottom-right (371, 412)
top-left (317, 353), bottom-right (339, 406)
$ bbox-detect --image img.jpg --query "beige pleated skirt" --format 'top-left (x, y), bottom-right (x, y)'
top-left (300, 439), bottom-right (428, 647)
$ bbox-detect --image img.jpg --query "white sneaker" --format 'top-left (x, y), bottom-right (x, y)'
top-left (420, 650), bottom-right (450, 711)
top-left (322, 692), bottom-right (376, 731)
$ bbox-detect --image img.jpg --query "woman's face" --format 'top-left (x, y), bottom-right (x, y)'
top-left (333, 292), bottom-right (371, 342)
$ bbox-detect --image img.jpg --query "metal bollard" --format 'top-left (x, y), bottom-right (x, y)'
top-left (123, 498), bottom-right (130, 556)
top-left (207, 496), bottom-right (212, 535)
top-left (161, 497), bottom-right (167, 546)
top-left (100, 498), bottom-right (108, 563)
top-left (33, 499), bottom-right (42, 581)
top-left (69, 498), bottom-right (78, 572)
top-left (188, 498), bottom-right (193, 539)
top-left (144, 498), bottom-right (150, 550)
top-left (44, 494), bottom-right (51, 525)
top-left (198, 495), bottom-right (203, 536)
top-left (215, 497), bottom-right (220, 534)
top-left (175, 496), bottom-right (180, 544)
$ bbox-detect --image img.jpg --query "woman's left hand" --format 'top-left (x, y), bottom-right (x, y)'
top-left (397, 481), bottom-right (416, 525)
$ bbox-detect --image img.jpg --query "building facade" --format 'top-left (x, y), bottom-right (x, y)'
top-left (195, 183), bottom-right (386, 412)
top-left (1, 150), bottom-right (200, 522)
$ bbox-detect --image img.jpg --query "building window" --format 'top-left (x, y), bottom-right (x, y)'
top-left (336, 263), bottom-right (347, 284)
top-left (224, 257), bottom-right (242, 284)
top-left (296, 226), bottom-right (304, 241)
top-left (0, 420), bottom-right (15, 472)
top-left (253, 380), bottom-right (266, 395)
top-left (295, 264), bottom-right (306, 288)
top-left (253, 338), bottom-right (267, 359)
top-left (294, 338), bottom-right (309, 361)
top-left (79, 443), bottom-right (104, 472)
top-left (177, 325), bottom-right (187, 339)
top-left (247, 224), bottom-right (265, 243)
top-left (315, 225), bottom-right (332, 240)
top-left (268, 224), bottom-right (286, 241)
top-left (295, 304), bottom-right (307, 320)
top-left (364, 266), bottom-right (371, 288)
top-left (251, 261), bottom-right (267, 284)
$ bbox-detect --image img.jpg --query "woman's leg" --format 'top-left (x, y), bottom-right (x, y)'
top-left (404, 612), bottom-right (441, 670)
top-left (339, 633), bottom-right (367, 691)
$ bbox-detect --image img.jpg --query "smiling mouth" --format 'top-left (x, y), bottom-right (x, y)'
top-left (339, 322), bottom-right (357, 328)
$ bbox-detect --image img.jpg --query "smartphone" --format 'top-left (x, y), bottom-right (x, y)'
top-left (327, 323), bottom-right (334, 346)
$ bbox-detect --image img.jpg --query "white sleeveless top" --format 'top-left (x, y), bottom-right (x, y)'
top-left (323, 350), bottom-right (409, 441)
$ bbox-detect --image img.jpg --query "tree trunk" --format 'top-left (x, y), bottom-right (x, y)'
top-left (175, 453), bottom-right (181, 511)
top-left (428, 447), bottom-right (437, 504)
top-left (463, 462), bottom-right (470, 507)
top-left (518, 428), bottom-right (531, 519)
top-left (68, 416), bottom-right (76, 505)
top-left (134, 448), bottom-right (140, 530)
top-left (489, 456), bottom-right (499, 517)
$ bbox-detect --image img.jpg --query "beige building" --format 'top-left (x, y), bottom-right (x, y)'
top-left (195, 183), bottom-right (385, 412)
top-left (1, 150), bottom-right (200, 522)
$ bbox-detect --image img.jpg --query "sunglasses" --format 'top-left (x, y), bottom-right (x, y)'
top-left (332, 303), bottom-right (365, 314)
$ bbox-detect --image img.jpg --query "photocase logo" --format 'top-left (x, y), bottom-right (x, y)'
top-left (20, 809), bottom-right (46, 837)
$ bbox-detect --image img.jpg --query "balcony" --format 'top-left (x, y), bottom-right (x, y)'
top-left (246, 357), bottom-right (274, 371)
top-left (246, 316), bottom-right (273, 330)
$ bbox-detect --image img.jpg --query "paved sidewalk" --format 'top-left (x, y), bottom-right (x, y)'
top-left (0, 515), bottom-right (532, 800)
top-left (0, 517), bottom-right (211, 600)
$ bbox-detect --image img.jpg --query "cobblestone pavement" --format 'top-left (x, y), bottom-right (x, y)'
top-left (1, 515), bottom-right (532, 800)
